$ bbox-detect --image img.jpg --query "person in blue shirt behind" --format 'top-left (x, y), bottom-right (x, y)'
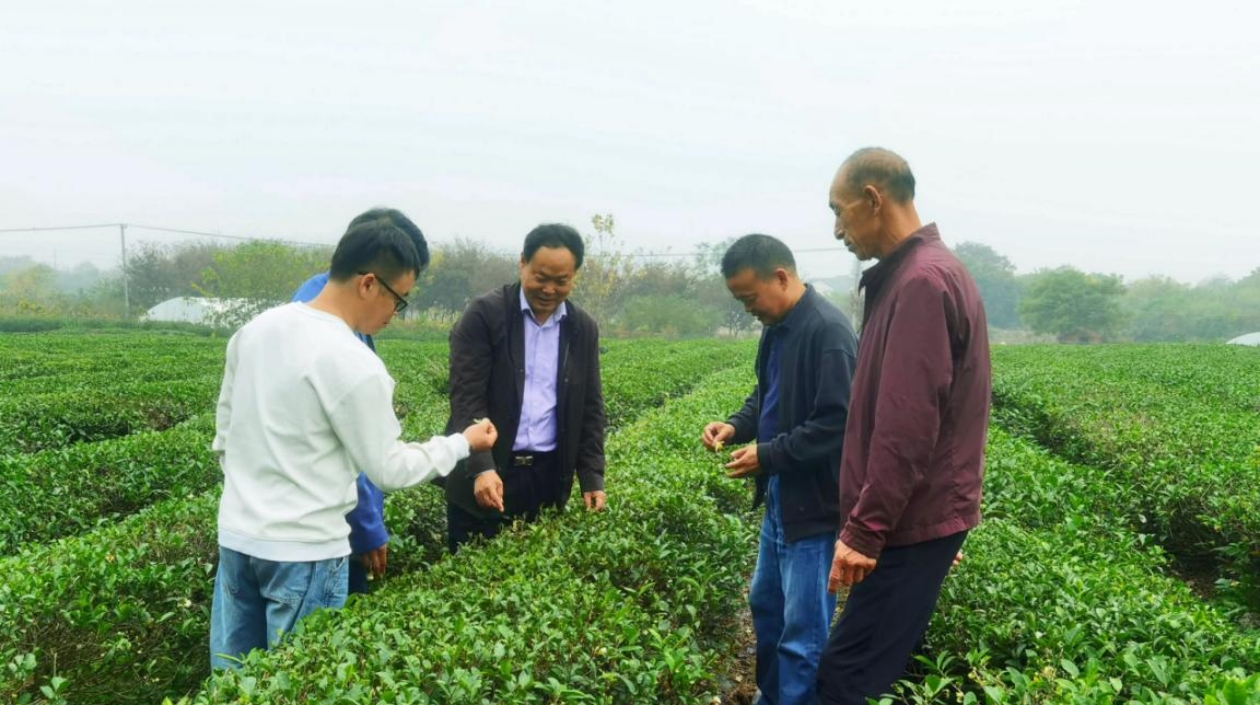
top-left (291, 207), bottom-right (430, 594)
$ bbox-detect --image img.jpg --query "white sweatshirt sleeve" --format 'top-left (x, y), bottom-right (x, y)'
top-left (326, 369), bottom-right (470, 492)
top-left (212, 334), bottom-right (239, 462)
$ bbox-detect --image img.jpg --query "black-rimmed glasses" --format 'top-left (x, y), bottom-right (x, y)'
top-left (358, 271), bottom-right (409, 313)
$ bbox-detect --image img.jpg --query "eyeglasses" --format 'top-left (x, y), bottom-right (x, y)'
top-left (358, 271), bottom-right (409, 313)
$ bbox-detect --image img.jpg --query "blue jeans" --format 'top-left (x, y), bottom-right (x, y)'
top-left (749, 478), bottom-right (837, 705)
top-left (209, 546), bottom-right (349, 670)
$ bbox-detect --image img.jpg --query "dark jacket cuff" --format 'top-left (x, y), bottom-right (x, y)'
top-left (577, 470), bottom-right (605, 493)
top-left (756, 441), bottom-right (778, 476)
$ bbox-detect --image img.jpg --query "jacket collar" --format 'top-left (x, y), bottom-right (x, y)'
top-left (859, 222), bottom-right (940, 293)
top-left (769, 283), bottom-right (819, 332)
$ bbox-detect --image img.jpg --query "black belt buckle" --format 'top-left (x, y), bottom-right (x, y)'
top-left (512, 454), bottom-right (534, 467)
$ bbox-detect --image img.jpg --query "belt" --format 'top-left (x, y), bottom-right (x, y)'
top-left (509, 451), bottom-right (555, 467)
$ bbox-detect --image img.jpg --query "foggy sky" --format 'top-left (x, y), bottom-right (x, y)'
top-left (2, 0), bottom-right (1257, 284)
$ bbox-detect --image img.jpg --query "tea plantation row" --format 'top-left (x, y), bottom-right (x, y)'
top-left (990, 344), bottom-right (1260, 607)
top-left (0, 335), bottom-right (755, 705)
top-left (172, 345), bottom-right (1260, 705)
top-left (5, 336), bottom-right (1257, 704)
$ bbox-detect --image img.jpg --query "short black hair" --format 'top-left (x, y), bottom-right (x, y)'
top-left (721, 234), bottom-right (797, 280)
top-left (328, 208), bottom-right (426, 283)
top-left (522, 223), bottom-right (585, 270)
top-left (346, 207), bottom-right (430, 270)
top-left (840, 147), bottom-right (916, 203)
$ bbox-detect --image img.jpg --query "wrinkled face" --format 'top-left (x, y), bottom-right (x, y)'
top-left (360, 270), bottom-right (416, 335)
top-left (725, 267), bottom-right (789, 326)
top-left (829, 170), bottom-right (878, 261)
top-left (520, 246), bottom-right (577, 321)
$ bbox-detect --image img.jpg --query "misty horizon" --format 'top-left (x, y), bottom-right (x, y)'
top-left (2, 1), bottom-right (1257, 287)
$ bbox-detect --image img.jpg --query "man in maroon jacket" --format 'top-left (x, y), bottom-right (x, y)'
top-left (816, 148), bottom-right (991, 705)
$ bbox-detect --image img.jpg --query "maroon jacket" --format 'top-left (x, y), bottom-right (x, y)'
top-left (838, 223), bottom-right (991, 559)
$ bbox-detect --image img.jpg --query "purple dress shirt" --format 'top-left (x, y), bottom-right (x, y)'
top-left (513, 289), bottom-right (567, 452)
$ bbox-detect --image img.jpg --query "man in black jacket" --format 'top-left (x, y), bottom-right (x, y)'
top-left (702, 234), bottom-right (857, 705)
top-left (444, 223), bottom-right (606, 553)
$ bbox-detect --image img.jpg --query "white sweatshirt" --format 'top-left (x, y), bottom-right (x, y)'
top-left (212, 302), bottom-right (469, 562)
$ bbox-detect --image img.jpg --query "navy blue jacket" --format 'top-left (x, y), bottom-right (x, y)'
top-left (727, 285), bottom-right (857, 542)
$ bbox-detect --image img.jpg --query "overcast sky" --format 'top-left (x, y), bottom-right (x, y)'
top-left (1, 0), bottom-right (1257, 284)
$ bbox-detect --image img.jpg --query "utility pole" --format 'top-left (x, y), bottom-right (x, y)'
top-left (119, 223), bottom-right (130, 317)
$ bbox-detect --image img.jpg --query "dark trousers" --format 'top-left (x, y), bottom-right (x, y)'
top-left (348, 559), bottom-right (369, 595)
top-left (816, 530), bottom-right (968, 705)
top-left (446, 451), bottom-right (566, 554)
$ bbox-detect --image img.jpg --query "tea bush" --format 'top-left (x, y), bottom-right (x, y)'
top-left (890, 427), bottom-right (1260, 703)
top-left (1, 335), bottom-right (754, 704)
top-left (177, 368), bottom-right (759, 704)
top-left (991, 344), bottom-right (1260, 605)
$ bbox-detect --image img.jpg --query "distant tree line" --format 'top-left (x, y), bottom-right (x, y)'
top-left (953, 242), bottom-right (1260, 343)
top-left (0, 217), bottom-right (762, 338)
top-left (2, 227), bottom-right (1257, 342)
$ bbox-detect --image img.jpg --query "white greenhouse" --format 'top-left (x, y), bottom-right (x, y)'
top-left (143, 297), bottom-right (257, 326)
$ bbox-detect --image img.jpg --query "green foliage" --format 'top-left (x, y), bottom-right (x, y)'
top-left (178, 368), bottom-right (759, 705)
top-left (20, 331), bottom-right (1260, 705)
top-left (191, 240), bottom-right (332, 327)
top-left (0, 418), bottom-right (217, 554)
top-left (0, 261), bottom-right (125, 319)
top-left (1018, 266), bottom-right (1127, 342)
top-left (0, 316), bottom-right (226, 335)
top-left (890, 426), bottom-right (1260, 703)
top-left (598, 339), bottom-right (755, 430)
top-left (1124, 272), bottom-right (1260, 342)
top-left (955, 242), bottom-right (1023, 329)
top-left (126, 241), bottom-right (230, 310)
top-left (991, 344), bottom-right (1260, 606)
top-left (411, 238), bottom-right (518, 318)
top-left (618, 294), bottom-right (722, 337)
top-left (0, 379), bottom-right (218, 454)
top-left (0, 333), bottom-right (754, 705)
top-left (574, 213), bottom-right (636, 326)
top-left (0, 492), bottom-right (221, 705)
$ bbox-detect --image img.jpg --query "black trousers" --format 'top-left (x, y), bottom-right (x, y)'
top-left (348, 559), bottom-right (370, 595)
top-left (446, 451), bottom-right (566, 554)
top-left (816, 530), bottom-right (968, 705)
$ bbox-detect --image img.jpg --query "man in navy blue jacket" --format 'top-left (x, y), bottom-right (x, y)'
top-left (291, 207), bottom-right (430, 594)
top-left (703, 234), bottom-right (857, 705)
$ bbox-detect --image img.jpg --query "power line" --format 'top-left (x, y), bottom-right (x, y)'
top-left (128, 224), bottom-right (326, 248)
top-left (1, 222), bottom-right (848, 258)
top-left (626, 246), bottom-right (847, 259)
top-left (0, 222), bottom-right (327, 248)
top-left (0, 223), bottom-right (123, 233)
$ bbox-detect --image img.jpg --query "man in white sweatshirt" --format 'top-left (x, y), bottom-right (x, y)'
top-left (210, 211), bottom-right (497, 670)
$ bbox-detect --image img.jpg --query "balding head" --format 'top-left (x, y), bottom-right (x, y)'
top-left (836, 147), bottom-right (916, 204)
top-left (829, 147), bottom-right (923, 259)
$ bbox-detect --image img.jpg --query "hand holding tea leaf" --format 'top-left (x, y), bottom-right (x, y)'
top-left (701, 422), bottom-right (735, 452)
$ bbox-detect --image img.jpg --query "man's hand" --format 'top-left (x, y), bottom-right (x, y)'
top-left (701, 422), bottom-right (736, 451)
top-left (828, 539), bottom-right (877, 593)
top-left (583, 490), bottom-right (607, 512)
top-left (724, 444), bottom-right (761, 479)
top-left (360, 544), bottom-right (388, 579)
top-left (463, 419), bottom-right (499, 452)
top-left (473, 470), bottom-right (505, 512)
